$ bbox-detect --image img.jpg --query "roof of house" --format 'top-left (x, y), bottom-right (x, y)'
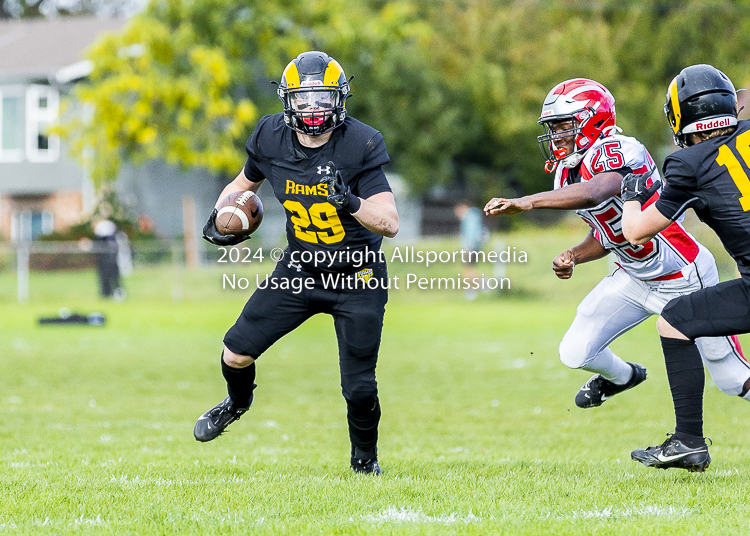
top-left (0, 16), bottom-right (126, 84)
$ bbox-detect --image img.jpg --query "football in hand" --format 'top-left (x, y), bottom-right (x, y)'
top-left (215, 191), bottom-right (263, 237)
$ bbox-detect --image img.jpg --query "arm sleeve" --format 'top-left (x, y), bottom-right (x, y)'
top-left (243, 157), bottom-right (265, 183)
top-left (351, 132), bottom-right (392, 199)
top-left (612, 167), bottom-right (633, 177)
top-left (654, 156), bottom-right (703, 221)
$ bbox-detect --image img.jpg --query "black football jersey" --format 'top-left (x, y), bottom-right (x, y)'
top-left (655, 119), bottom-right (750, 281)
top-left (243, 113), bottom-right (391, 273)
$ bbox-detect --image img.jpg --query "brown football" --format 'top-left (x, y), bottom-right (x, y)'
top-left (215, 191), bottom-right (263, 236)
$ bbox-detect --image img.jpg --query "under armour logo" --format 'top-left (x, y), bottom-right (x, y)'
top-left (317, 166), bottom-right (331, 175)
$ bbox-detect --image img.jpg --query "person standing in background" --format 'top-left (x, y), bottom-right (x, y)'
top-left (454, 200), bottom-right (487, 299)
top-left (94, 219), bottom-right (125, 301)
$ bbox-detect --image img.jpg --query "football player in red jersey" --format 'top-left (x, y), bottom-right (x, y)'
top-left (623, 64), bottom-right (750, 472)
top-left (484, 79), bottom-right (750, 418)
top-left (195, 51), bottom-right (399, 475)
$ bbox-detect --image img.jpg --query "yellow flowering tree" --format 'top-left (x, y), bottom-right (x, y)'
top-left (58, 0), bottom-right (286, 186)
top-left (59, 0), bottom-right (750, 203)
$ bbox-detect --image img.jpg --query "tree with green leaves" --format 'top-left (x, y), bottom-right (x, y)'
top-left (59, 0), bottom-right (750, 207)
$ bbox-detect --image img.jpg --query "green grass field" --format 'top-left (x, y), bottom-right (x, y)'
top-left (1, 223), bottom-right (749, 535)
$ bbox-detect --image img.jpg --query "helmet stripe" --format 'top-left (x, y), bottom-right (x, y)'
top-left (323, 60), bottom-right (344, 87)
top-left (565, 85), bottom-right (609, 99)
top-left (284, 62), bottom-right (301, 89)
top-left (668, 77), bottom-right (681, 134)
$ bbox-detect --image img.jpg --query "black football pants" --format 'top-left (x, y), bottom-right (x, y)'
top-left (224, 261), bottom-right (388, 457)
top-left (660, 278), bottom-right (750, 437)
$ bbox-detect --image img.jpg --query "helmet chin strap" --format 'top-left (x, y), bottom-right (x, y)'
top-left (548, 139), bottom-right (583, 170)
top-left (560, 152), bottom-right (584, 169)
top-left (543, 151), bottom-right (583, 173)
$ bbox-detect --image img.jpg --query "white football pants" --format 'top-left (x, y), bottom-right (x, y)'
top-left (559, 247), bottom-right (750, 396)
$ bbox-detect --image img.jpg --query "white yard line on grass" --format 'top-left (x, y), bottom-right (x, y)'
top-left (1, 515), bottom-right (108, 530)
top-left (364, 507), bottom-right (482, 524)
top-left (560, 505), bottom-right (692, 520)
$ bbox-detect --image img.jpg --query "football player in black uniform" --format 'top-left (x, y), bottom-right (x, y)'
top-left (621, 64), bottom-right (750, 472)
top-left (193, 51), bottom-right (399, 475)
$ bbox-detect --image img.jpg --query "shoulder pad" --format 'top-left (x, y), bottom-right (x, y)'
top-left (245, 113), bottom-right (287, 161)
top-left (581, 134), bottom-right (650, 177)
top-left (332, 117), bottom-right (388, 169)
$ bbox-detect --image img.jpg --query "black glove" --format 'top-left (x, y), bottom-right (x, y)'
top-left (319, 161), bottom-right (361, 213)
top-left (202, 208), bottom-right (251, 246)
top-left (621, 168), bottom-right (661, 205)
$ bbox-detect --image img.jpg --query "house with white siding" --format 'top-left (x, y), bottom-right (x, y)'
top-left (0, 16), bottom-right (127, 241)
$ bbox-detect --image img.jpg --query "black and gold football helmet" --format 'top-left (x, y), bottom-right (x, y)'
top-left (665, 64), bottom-right (739, 147)
top-left (277, 51), bottom-right (351, 136)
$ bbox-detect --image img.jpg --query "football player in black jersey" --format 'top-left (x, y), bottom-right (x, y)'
top-left (621, 64), bottom-right (750, 472)
top-left (193, 51), bottom-right (399, 475)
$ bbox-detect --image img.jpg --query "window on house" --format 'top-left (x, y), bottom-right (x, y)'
top-left (25, 85), bottom-right (60, 163)
top-left (0, 89), bottom-right (24, 162)
top-left (37, 122), bottom-right (50, 150)
top-left (11, 210), bottom-right (54, 242)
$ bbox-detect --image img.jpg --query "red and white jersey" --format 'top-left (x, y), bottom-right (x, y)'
top-left (553, 134), bottom-right (702, 280)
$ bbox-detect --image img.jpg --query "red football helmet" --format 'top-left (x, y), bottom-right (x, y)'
top-left (537, 79), bottom-right (617, 172)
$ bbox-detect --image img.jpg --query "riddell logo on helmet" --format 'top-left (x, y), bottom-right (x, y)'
top-left (695, 117), bottom-right (732, 131)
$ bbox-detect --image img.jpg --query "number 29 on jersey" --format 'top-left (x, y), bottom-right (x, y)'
top-left (283, 200), bottom-right (346, 244)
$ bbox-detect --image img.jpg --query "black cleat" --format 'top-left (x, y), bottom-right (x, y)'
top-left (575, 362), bottom-right (647, 408)
top-left (193, 395), bottom-right (252, 442)
top-left (631, 433), bottom-right (711, 472)
top-left (351, 457), bottom-right (382, 475)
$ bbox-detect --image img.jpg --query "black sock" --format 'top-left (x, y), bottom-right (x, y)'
top-left (348, 398), bottom-right (381, 460)
top-left (673, 431), bottom-right (706, 448)
top-left (660, 336), bottom-right (704, 439)
top-left (221, 352), bottom-right (256, 409)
